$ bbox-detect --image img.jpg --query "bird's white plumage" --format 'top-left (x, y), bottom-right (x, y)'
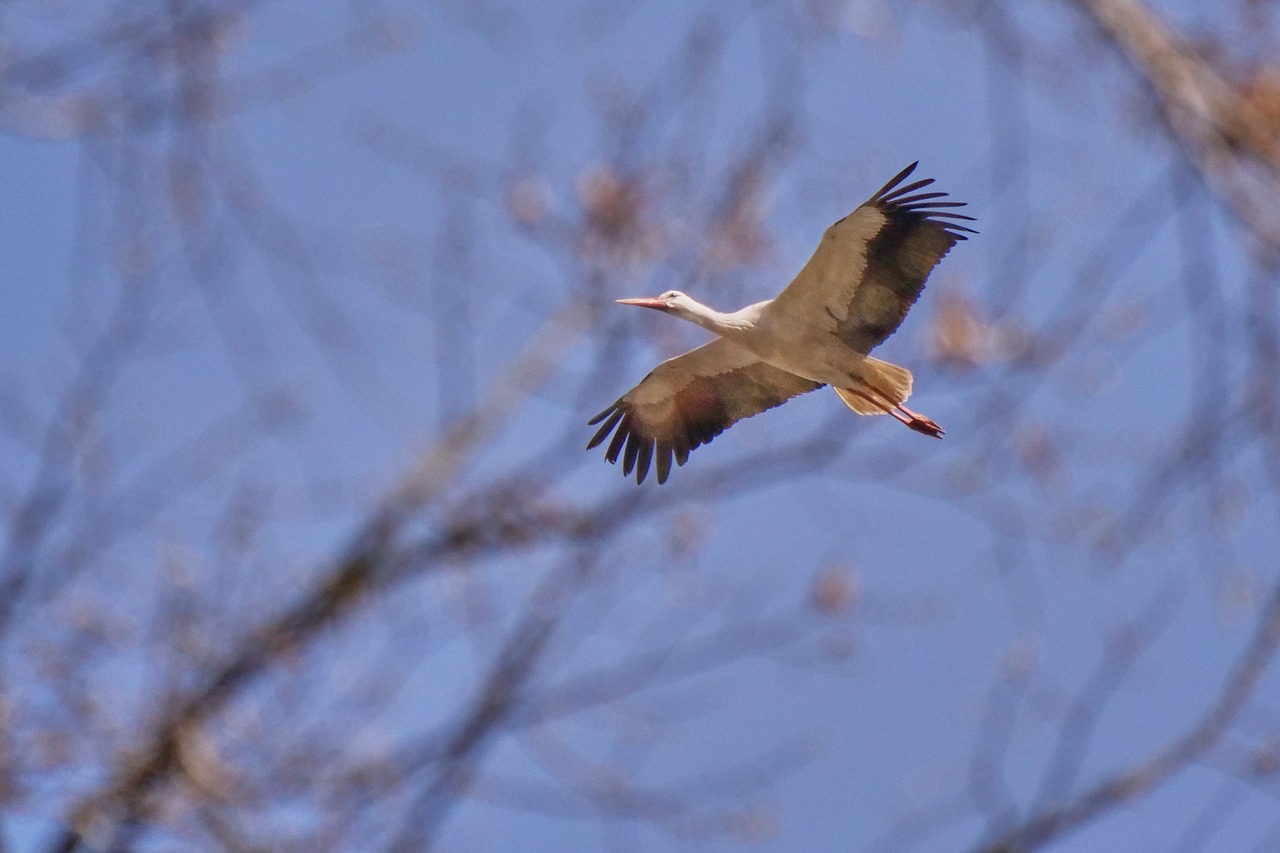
top-left (590, 162), bottom-right (975, 484)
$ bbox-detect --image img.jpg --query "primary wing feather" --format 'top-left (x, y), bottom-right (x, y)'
top-left (587, 338), bottom-right (822, 484)
top-left (768, 162), bottom-right (976, 354)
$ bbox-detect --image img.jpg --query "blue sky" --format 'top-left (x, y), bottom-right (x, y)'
top-left (2, 1), bottom-right (1278, 851)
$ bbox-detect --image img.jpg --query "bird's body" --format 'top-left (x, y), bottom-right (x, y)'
top-left (656, 300), bottom-right (881, 390)
top-left (589, 162), bottom-right (975, 484)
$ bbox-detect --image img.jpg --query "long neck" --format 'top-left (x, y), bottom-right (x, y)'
top-left (679, 299), bottom-right (758, 338)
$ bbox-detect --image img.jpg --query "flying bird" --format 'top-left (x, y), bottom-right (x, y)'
top-left (588, 162), bottom-right (974, 484)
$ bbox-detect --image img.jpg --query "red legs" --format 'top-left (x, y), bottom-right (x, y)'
top-left (847, 385), bottom-right (945, 439)
top-left (897, 403), bottom-right (945, 438)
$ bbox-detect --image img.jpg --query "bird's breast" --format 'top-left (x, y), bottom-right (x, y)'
top-left (733, 321), bottom-right (863, 387)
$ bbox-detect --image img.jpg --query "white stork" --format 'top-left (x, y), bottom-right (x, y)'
top-left (588, 162), bottom-right (974, 484)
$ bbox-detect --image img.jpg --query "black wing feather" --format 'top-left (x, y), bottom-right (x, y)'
top-left (839, 162), bottom-right (978, 352)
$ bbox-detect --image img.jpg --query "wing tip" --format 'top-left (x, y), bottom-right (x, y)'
top-left (871, 161), bottom-right (920, 201)
top-left (586, 398), bottom-right (669, 485)
top-left (585, 403), bottom-right (624, 449)
top-left (869, 162), bottom-right (977, 239)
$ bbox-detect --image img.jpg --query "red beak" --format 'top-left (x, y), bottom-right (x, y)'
top-left (615, 297), bottom-right (667, 310)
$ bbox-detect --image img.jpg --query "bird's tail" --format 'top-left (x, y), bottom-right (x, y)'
top-left (833, 357), bottom-right (913, 416)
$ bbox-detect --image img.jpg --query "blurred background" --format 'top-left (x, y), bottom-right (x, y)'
top-left (3, 1), bottom-right (1280, 851)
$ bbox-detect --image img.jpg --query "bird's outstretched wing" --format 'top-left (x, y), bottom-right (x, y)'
top-left (587, 338), bottom-right (822, 484)
top-left (768, 162), bottom-right (976, 354)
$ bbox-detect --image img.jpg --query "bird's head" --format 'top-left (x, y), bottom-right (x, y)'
top-left (616, 290), bottom-right (694, 316)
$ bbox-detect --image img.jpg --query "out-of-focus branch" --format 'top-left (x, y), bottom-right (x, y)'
top-left (1026, 588), bottom-right (1179, 813)
top-left (42, 390), bottom-right (859, 852)
top-left (976, 577), bottom-right (1280, 852)
top-left (387, 553), bottom-right (594, 852)
top-left (1073, 0), bottom-right (1280, 250)
top-left (1078, 0), bottom-right (1278, 159)
top-left (0, 239), bottom-right (157, 635)
top-left (42, 299), bottom-right (588, 852)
